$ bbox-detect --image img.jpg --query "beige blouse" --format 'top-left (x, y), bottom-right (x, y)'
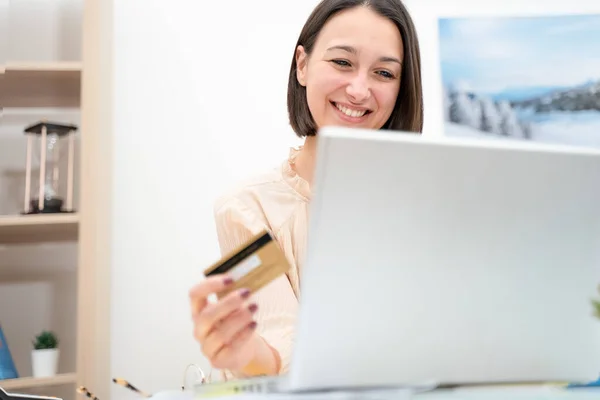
top-left (213, 147), bottom-right (309, 380)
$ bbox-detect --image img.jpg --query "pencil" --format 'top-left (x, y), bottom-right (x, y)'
top-left (77, 386), bottom-right (100, 400)
top-left (112, 377), bottom-right (152, 398)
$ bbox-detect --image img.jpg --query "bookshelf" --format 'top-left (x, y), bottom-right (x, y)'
top-left (0, 214), bottom-right (79, 245)
top-left (0, 373), bottom-right (77, 391)
top-left (0, 2), bottom-right (84, 400)
top-left (0, 62), bottom-right (81, 108)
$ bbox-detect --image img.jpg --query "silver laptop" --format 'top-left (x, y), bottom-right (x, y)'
top-left (197, 126), bottom-right (600, 396)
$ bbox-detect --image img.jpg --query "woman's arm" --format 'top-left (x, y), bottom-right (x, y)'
top-left (238, 332), bottom-right (281, 376)
top-left (213, 195), bottom-right (298, 378)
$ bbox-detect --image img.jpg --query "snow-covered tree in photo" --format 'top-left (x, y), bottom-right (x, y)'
top-left (442, 86), bottom-right (451, 121)
top-left (468, 96), bottom-right (483, 130)
top-left (520, 121), bottom-right (533, 139)
top-left (449, 90), bottom-right (479, 128)
top-left (479, 97), bottom-right (501, 134)
top-left (497, 100), bottom-right (523, 137)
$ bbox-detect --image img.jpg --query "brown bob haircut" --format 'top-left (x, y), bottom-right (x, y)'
top-left (287, 0), bottom-right (423, 138)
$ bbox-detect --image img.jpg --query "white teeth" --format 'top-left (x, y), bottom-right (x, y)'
top-left (335, 103), bottom-right (367, 118)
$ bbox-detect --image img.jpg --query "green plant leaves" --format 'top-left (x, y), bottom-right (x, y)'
top-left (593, 299), bottom-right (600, 320)
top-left (32, 330), bottom-right (59, 350)
top-left (592, 285), bottom-right (600, 321)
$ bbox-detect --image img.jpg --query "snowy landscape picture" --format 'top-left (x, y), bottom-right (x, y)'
top-left (438, 14), bottom-right (600, 148)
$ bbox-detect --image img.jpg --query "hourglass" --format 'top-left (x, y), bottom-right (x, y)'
top-left (22, 121), bottom-right (78, 214)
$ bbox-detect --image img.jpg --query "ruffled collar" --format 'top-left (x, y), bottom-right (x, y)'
top-left (282, 146), bottom-right (311, 201)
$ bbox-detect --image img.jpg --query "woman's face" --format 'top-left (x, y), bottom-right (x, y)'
top-left (296, 6), bottom-right (404, 132)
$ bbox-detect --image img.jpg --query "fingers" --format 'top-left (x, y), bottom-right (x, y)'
top-left (188, 275), bottom-right (234, 315)
top-left (194, 288), bottom-right (253, 342)
top-left (201, 302), bottom-right (258, 359)
top-left (189, 274), bottom-right (261, 370)
top-left (209, 320), bottom-right (258, 368)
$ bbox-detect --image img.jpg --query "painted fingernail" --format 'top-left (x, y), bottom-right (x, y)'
top-left (240, 288), bottom-right (251, 299)
top-left (248, 303), bottom-right (258, 313)
top-left (249, 321), bottom-right (257, 329)
top-left (223, 277), bottom-right (234, 285)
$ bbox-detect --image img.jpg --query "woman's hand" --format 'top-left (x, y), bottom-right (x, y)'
top-left (189, 275), bottom-right (259, 371)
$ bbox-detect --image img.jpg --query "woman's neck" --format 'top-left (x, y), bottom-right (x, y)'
top-left (294, 136), bottom-right (318, 186)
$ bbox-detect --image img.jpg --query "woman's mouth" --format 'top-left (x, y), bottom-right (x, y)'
top-left (331, 101), bottom-right (372, 121)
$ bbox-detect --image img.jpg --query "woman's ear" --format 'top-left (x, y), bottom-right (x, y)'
top-left (295, 45), bottom-right (308, 87)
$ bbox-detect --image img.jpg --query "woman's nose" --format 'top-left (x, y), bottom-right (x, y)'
top-left (345, 73), bottom-right (372, 102)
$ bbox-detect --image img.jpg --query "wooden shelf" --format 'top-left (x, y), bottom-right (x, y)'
top-left (0, 213), bottom-right (79, 244)
top-left (0, 62), bottom-right (81, 108)
top-left (0, 373), bottom-right (76, 391)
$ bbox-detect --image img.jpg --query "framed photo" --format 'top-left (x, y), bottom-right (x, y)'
top-left (438, 14), bottom-right (600, 148)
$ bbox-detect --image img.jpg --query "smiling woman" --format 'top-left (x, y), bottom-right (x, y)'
top-left (289, 2), bottom-right (423, 137)
top-left (188, 0), bottom-right (423, 380)
top-left (295, 10), bottom-right (403, 129)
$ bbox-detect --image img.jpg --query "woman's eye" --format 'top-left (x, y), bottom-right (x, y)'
top-left (331, 59), bottom-right (351, 67)
top-left (377, 70), bottom-right (395, 79)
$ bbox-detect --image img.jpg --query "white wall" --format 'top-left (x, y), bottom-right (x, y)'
top-left (99, 0), bottom-right (600, 398)
top-left (0, 0), bottom-right (7, 67)
top-left (7, 0), bottom-right (82, 62)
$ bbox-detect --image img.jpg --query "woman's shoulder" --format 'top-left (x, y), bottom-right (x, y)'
top-left (214, 168), bottom-right (280, 214)
top-left (213, 162), bottom-right (305, 231)
top-left (215, 149), bottom-right (307, 210)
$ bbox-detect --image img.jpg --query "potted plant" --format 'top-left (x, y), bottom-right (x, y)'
top-left (593, 285), bottom-right (600, 321)
top-left (31, 330), bottom-right (59, 378)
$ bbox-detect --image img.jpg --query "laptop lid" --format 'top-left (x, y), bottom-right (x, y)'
top-left (287, 126), bottom-right (600, 392)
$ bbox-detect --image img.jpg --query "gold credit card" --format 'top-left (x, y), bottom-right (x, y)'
top-left (204, 230), bottom-right (291, 298)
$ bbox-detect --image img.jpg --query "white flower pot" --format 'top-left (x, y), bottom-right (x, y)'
top-left (31, 348), bottom-right (59, 378)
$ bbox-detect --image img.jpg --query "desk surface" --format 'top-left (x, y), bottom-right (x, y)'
top-left (418, 388), bottom-right (599, 399)
top-left (195, 388), bottom-right (599, 400)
